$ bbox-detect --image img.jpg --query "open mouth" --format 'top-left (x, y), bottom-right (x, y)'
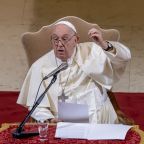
top-left (57, 49), bottom-right (65, 57)
top-left (57, 49), bottom-right (65, 55)
top-left (58, 49), bottom-right (64, 52)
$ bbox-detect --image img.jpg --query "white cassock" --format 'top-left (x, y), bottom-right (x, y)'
top-left (17, 42), bottom-right (131, 123)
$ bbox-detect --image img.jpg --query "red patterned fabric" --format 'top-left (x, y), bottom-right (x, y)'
top-left (0, 92), bottom-right (144, 130)
top-left (0, 125), bottom-right (141, 144)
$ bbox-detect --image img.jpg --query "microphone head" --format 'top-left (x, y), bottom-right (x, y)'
top-left (43, 62), bottom-right (69, 80)
top-left (60, 62), bottom-right (68, 71)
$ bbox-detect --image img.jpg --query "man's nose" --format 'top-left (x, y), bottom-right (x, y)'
top-left (57, 39), bottom-right (63, 46)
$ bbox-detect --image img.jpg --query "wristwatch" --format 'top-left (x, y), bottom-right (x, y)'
top-left (105, 41), bottom-right (113, 51)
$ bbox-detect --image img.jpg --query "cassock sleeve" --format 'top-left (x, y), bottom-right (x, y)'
top-left (29, 107), bottom-right (55, 121)
top-left (81, 42), bottom-right (131, 90)
top-left (17, 57), bottom-right (55, 120)
top-left (17, 67), bottom-right (32, 106)
top-left (103, 41), bottom-right (131, 81)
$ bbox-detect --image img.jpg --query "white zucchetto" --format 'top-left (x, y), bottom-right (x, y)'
top-left (54, 21), bottom-right (77, 33)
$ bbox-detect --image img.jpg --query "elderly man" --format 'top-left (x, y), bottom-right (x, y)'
top-left (17, 21), bottom-right (131, 123)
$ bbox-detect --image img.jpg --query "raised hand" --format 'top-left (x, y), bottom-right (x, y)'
top-left (88, 28), bottom-right (107, 49)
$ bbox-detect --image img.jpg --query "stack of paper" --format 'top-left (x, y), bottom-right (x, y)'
top-left (55, 122), bottom-right (132, 140)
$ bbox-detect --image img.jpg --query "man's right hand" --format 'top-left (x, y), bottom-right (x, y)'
top-left (49, 118), bottom-right (62, 123)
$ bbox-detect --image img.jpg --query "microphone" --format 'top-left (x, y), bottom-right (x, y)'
top-left (43, 62), bottom-right (68, 80)
top-left (12, 63), bottom-right (68, 139)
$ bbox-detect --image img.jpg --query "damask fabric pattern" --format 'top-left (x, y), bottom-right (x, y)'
top-left (0, 124), bottom-right (143, 144)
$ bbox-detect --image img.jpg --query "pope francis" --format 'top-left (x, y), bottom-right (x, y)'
top-left (17, 21), bottom-right (131, 124)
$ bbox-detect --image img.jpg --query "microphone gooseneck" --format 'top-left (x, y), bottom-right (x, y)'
top-left (12, 63), bottom-right (68, 139)
top-left (43, 62), bottom-right (68, 80)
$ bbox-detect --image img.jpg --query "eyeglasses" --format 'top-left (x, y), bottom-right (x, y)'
top-left (51, 34), bottom-right (75, 45)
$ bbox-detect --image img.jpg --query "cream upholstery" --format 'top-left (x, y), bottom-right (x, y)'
top-left (22, 16), bottom-right (120, 66)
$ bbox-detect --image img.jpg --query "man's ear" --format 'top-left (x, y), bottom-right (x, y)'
top-left (75, 36), bottom-right (79, 43)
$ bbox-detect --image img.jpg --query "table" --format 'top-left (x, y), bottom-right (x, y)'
top-left (0, 123), bottom-right (144, 144)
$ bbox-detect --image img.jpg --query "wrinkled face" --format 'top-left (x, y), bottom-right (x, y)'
top-left (51, 24), bottom-right (78, 61)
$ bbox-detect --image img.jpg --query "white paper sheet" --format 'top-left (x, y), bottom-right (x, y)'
top-left (87, 124), bottom-right (132, 140)
top-left (55, 122), bottom-right (132, 140)
top-left (55, 122), bottom-right (88, 139)
top-left (58, 102), bottom-right (89, 123)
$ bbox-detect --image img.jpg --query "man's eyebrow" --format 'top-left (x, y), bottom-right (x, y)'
top-left (62, 34), bottom-right (69, 37)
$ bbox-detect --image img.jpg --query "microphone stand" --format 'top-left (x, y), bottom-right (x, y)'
top-left (12, 74), bottom-right (58, 139)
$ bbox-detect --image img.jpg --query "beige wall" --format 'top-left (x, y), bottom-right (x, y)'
top-left (0, 0), bottom-right (144, 92)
